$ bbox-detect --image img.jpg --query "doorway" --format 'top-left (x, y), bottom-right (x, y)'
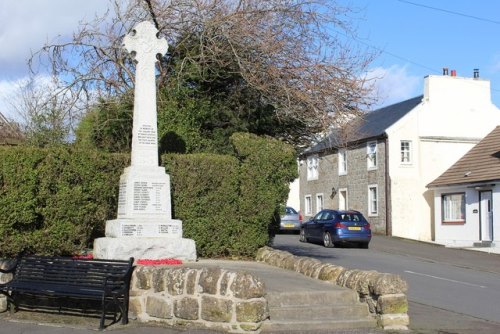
top-left (339, 189), bottom-right (348, 210)
top-left (479, 191), bottom-right (493, 241)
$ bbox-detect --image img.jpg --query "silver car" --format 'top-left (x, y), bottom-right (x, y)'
top-left (280, 207), bottom-right (302, 232)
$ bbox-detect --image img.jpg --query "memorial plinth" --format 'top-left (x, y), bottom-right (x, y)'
top-left (93, 21), bottom-right (196, 262)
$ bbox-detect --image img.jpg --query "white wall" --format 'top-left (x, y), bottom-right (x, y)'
top-left (432, 184), bottom-right (500, 247)
top-left (286, 178), bottom-right (300, 211)
top-left (387, 74), bottom-right (500, 242)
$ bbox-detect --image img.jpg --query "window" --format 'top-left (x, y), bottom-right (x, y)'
top-left (368, 185), bottom-right (378, 216)
top-left (367, 141), bottom-right (377, 169)
top-left (316, 194), bottom-right (324, 213)
top-left (305, 195), bottom-right (312, 215)
top-left (338, 149), bottom-right (347, 175)
top-left (307, 155), bottom-right (319, 180)
top-left (442, 193), bottom-right (465, 224)
top-left (401, 140), bottom-right (412, 164)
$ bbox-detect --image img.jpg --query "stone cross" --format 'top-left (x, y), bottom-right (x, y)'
top-left (123, 21), bottom-right (168, 167)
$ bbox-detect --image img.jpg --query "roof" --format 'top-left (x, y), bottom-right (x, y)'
top-left (304, 95), bottom-right (423, 155)
top-left (0, 112), bottom-right (23, 145)
top-left (428, 126), bottom-right (500, 187)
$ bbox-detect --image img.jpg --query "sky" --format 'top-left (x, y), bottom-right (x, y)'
top-left (1, 0), bottom-right (500, 120)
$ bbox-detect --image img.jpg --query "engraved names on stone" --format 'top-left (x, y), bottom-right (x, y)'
top-left (132, 181), bottom-right (167, 213)
top-left (121, 222), bottom-right (181, 237)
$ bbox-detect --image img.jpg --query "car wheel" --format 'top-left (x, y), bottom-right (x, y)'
top-left (323, 232), bottom-right (334, 248)
top-left (299, 229), bottom-right (307, 242)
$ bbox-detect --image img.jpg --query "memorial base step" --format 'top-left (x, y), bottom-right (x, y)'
top-left (93, 237), bottom-right (197, 262)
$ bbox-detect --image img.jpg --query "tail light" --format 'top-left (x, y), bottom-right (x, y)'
top-left (365, 223), bottom-right (371, 229)
top-left (335, 222), bottom-right (347, 228)
top-left (299, 211), bottom-right (303, 223)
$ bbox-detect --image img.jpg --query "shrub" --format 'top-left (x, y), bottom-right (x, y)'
top-left (0, 147), bottom-right (127, 257)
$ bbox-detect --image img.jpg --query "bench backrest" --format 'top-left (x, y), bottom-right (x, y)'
top-left (14, 256), bottom-right (134, 290)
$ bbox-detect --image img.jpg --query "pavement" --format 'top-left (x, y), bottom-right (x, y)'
top-left (0, 240), bottom-right (499, 334)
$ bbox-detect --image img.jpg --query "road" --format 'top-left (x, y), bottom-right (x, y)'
top-left (272, 234), bottom-right (500, 333)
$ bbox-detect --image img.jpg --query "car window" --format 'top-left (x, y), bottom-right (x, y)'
top-left (323, 211), bottom-right (334, 220)
top-left (285, 207), bottom-right (297, 215)
top-left (340, 213), bottom-right (364, 222)
top-left (313, 211), bottom-right (324, 221)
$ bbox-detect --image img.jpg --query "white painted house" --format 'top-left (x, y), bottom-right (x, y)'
top-left (428, 126), bottom-right (500, 248)
top-left (299, 71), bottom-right (500, 242)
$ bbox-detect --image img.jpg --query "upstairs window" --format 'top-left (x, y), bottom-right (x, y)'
top-left (338, 149), bottom-right (347, 175)
top-left (307, 155), bottom-right (319, 180)
top-left (401, 140), bottom-right (412, 164)
top-left (367, 141), bottom-right (377, 169)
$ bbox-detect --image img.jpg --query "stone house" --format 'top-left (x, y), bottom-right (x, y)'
top-left (0, 112), bottom-right (23, 145)
top-left (427, 125), bottom-right (500, 248)
top-left (299, 72), bottom-right (500, 241)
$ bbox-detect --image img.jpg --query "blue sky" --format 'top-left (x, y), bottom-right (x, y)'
top-left (1, 0), bottom-right (500, 119)
top-left (346, 0), bottom-right (500, 107)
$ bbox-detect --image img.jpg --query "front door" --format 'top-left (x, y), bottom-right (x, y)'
top-left (479, 191), bottom-right (493, 241)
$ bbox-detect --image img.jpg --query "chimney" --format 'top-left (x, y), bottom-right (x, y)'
top-left (451, 69), bottom-right (457, 77)
top-left (473, 68), bottom-right (480, 79)
top-left (443, 67), bottom-right (449, 75)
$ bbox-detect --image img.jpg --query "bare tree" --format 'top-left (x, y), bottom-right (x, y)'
top-left (8, 76), bottom-right (73, 147)
top-left (28, 0), bottom-right (377, 147)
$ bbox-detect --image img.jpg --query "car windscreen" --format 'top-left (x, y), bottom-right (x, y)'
top-left (339, 214), bottom-right (365, 222)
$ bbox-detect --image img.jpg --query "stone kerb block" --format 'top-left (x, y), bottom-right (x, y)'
top-left (255, 247), bottom-right (410, 331)
top-left (376, 294), bottom-right (408, 315)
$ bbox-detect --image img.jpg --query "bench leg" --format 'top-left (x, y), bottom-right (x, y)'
top-left (99, 295), bottom-right (106, 330)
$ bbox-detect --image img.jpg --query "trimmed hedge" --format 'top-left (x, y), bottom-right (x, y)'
top-left (164, 133), bottom-right (297, 257)
top-left (0, 133), bottom-right (296, 258)
top-left (0, 147), bottom-right (127, 257)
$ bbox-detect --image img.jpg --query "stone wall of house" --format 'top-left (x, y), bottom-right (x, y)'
top-left (256, 247), bottom-right (409, 330)
top-left (299, 139), bottom-right (387, 234)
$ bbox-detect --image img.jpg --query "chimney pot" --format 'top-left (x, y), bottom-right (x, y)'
top-left (451, 69), bottom-right (457, 77)
top-left (443, 67), bottom-right (449, 75)
top-left (473, 68), bottom-right (479, 79)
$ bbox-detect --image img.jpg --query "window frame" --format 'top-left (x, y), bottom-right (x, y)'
top-left (316, 193), bottom-right (324, 213)
top-left (441, 193), bottom-right (466, 225)
top-left (307, 155), bottom-right (319, 180)
top-left (305, 195), bottom-right (312, 216)
top-left (367, 141), bottom-right (377, 170)
top-left (338, 149), bottom-right (347, 175)
top-left (400, 140), bottom-right (412, 165)
top-left (368, 185), bottom-right (378, 217)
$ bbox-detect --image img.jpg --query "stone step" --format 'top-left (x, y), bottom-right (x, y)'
top-left (268, 304), bottom-right (370, 321)
top-left (261, 318), bottom-right (377, 333)
top-left (266, 290), bottom-right (359, 308)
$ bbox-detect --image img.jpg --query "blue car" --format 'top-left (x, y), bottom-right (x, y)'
top-left (299, 209), bottom-right (371, 248)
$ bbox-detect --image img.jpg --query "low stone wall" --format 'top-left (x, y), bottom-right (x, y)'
top-left (0, 261), bottom-right (268, 333)
top-left (255, 246), bottom-right (409, 330)
top-left (129, 266), bottom-right (268, 333)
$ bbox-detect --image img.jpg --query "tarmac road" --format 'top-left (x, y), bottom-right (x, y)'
top-left (272, 234), bottom-right (500, 334)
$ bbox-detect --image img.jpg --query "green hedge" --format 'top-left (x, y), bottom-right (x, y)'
top-left (0, 133), bottom-right (296, 258)
top-left (164, 133), bottom-right (297, 258)
top-left (0, 147), bottom-right (127, 257)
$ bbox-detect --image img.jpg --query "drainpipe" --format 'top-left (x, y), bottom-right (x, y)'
top-left (385, 136), bottom-right (392, 236)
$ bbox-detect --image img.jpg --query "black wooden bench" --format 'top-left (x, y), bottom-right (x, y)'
top-left (0, 255), bottom-right (134, 330)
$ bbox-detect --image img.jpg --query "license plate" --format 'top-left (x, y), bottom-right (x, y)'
top-left (285, 224), bottom-right (295, 228)
top-left (348, 227), bottom-right (361, 231)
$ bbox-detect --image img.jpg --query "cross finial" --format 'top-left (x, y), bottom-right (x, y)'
top-left (123, 21), bottom-right (168, 64)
